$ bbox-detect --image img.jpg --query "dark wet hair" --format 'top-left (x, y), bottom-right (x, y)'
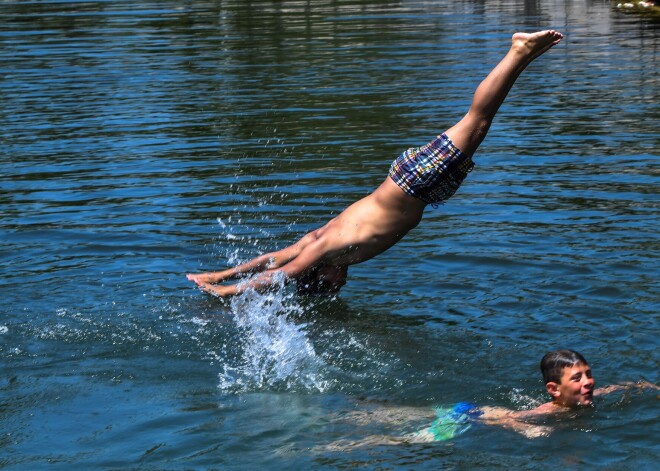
top-left (540, 349), bottom-right (589, 384)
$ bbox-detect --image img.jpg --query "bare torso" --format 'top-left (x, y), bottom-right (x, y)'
top-left (314, 177), bottom-right (426, 266)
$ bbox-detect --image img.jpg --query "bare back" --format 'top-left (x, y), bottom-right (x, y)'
top-left (312, 177), bottom-right (426, 266)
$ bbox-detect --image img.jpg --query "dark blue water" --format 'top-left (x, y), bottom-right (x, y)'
top-left (1, 0), bottom-right (658, 468)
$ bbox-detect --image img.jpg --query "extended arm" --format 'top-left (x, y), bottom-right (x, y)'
top-left (479, 406), bottom-right (552, 439)
top-left (594, 380), bottom-right (659, 397)
top-left (187, 230), bottom-right (322, 285)
top-left (196, 235), bottom-right (330, 297)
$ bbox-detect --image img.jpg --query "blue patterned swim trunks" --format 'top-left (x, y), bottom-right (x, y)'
top-left (389, 133), bottom-right (474, 205)
top-left (414, 402), bottom-right (483, 441)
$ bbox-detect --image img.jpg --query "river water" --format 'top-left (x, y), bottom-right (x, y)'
top-left (1, 0), bottom-right (658, 468)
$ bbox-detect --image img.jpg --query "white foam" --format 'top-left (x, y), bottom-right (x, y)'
top-left (218, 273), bottom-right (329, 393)
top-left (509, 387), bottom-right (543, 410)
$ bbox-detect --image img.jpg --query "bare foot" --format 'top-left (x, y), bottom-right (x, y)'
top-left (511, 30), bottom-right (564, 62)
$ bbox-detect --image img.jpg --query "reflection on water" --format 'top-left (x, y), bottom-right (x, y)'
top-left (0, 0), bottom-right (658, 468)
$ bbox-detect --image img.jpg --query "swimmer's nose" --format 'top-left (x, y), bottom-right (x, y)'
top-left (583, 377), bottom-right (595, 390)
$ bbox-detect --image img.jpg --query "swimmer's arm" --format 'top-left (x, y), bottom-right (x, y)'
top-left (195, 269), bottom-right (290, 297)
top-left (187, 261), bottom-right (263, 285)
top-left (196, 241), bottom-right (329, 297)
top-left (479, 406), bottom-right (552, 439)
top-left (187, 232), bottom-right (321, 285)
top-left (594, 380), bottom-right (659, 397)
top-left (187, 248), bottom-right (299, 284)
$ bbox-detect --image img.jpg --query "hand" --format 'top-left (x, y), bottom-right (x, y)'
top-left (197, 281), bottom-right (234, 298)
top-left (633, 380), bottom-right (660, 391)
top-left (187, 272), bottom-right (225, 284)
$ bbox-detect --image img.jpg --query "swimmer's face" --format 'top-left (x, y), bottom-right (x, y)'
top-left (548, 362), bottom-right (595, 407)
top-left (296, 265), bottom-right (348, 295)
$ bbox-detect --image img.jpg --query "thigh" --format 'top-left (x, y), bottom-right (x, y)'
top-left (444, 113), bottom-right (490, 158)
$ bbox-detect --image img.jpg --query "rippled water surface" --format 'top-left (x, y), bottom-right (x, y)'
top-left (1, 0), bottom-right (658, 469)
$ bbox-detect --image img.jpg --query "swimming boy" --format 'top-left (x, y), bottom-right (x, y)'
top-left (187, 30), bottom-right (565, 297)
top-left (421, 349), bottom-right (658, 440)
top-left (323, 350), bottom-right (658, 449)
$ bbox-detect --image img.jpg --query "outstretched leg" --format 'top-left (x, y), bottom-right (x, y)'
top-left (445, 30), bottom-right (563, 157)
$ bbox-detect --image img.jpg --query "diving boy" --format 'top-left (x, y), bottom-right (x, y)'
top-left (188, 30), bottom-right (565, 297)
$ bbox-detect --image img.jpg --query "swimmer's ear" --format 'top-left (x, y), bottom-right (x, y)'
top-left (546, 382), bottom-right (560, 398)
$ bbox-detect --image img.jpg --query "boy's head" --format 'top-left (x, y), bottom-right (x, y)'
top-left (296, 265), bottom-right (348, 295)
top-left (540, 349), bottom-right (595, 407)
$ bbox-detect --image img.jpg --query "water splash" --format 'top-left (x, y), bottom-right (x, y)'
top-left (218, 273), bottom-right (329, 393)
top-left (508, 387), bottom-right (544, 410)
